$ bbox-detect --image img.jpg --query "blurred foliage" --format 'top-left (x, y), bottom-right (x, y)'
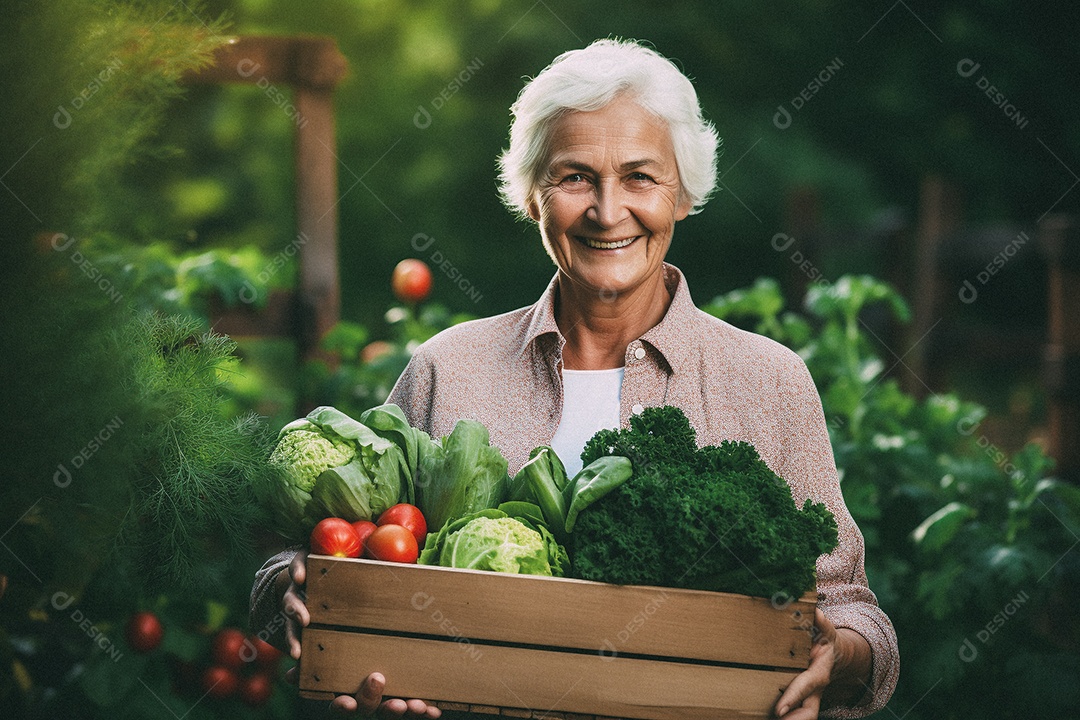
top-left (303, 302), bottom-right (476, 417)
top-left (106, 0), bottom-right (1076, 337)
top-left (3, 0), bottom-right (1077, 718)
top-left (706, 277), bottom-right (1080, 719)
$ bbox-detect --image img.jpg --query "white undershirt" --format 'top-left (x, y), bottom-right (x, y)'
top-left (550, 367), bottom-right (624, 477)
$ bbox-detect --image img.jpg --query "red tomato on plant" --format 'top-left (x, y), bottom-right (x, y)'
top-left (201, 665), bottom-right (239, 699)
top-left (310, 518), bottom-right (362, 557)
top-left (248, 635), bottom-right (282, 671)
top-left (364, 524), bottom-right (419, 563)
top-left (351, 520), bottom-right (377, 548)
top-left (239, 673), bottom-right (274, 708)
top-left (391, 259), bottom-right (432, 304)
top-left (211, 628), bottom-right (247, 668)
top-left (125, 611), bottom-right (164, 653)
top-left (377, 503), bottom-right (427, 549)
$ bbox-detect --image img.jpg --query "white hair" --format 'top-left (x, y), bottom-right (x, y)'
top-left (498, 38), bottom-right (721, 220)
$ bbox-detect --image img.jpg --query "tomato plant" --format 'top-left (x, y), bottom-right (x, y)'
top-left (201, 665), bottom-right (239, 699)
top-left (365, 524), bottom-right (419, 563)
top-left (310, 517), bottom-right (362, 557)
top-left (211, 627), bottom-right (247, 668)
top-left (391, 259), bottom-right (432, 304)
top-left (377, 503), bottom-right (427, 548)
top-left (239, 673), bottom-right (274, 708)
top-left (247, 634), bottom-right (282, 671)
top-left (125, 611), bottom-right (164, 653)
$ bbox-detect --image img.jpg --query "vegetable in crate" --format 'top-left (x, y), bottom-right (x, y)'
top-left (508, 446), bottom-right (633, 542)
top-left (264, 404), bottom-right (432, 536)
top-left (572, 406), bottom-right (838, 599)
top-left (413, 419), bottom-right (511, 534)
top-left (419, 507), bottom-right (569, 576)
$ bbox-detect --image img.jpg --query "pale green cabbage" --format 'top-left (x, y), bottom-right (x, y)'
top-left (419, 509), bottom-right (566, 576)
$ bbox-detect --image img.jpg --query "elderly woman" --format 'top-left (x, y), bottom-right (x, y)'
top-left (252, 38), bottom-right (898, 720)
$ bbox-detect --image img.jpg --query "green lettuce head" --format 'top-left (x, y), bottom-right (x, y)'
top-left (419, 508), bottom-right (568, 576)
top-left (414, 420), bottom-right (509, 533)
top-left (263, 406), bottom-right (427, 538)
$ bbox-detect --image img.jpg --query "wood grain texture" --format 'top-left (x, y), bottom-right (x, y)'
top-left (304, 556), bottom-right (814, 669)
top-left (299, 629), bottom-right (799, 720)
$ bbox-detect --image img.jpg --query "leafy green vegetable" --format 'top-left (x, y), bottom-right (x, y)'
top-left (509, 447), bottom-right (570, 540)
top-left (419, 508), bottom-right (567, 576)
top-left (414, 420), bottom-right (510, 534)
top-left (573, 406), bottom-right (838, 599)
top-left (564, 456), bottom-right (633, 532)
top-left (508, 447), bottom-right (633, 541)
top-left (265, 405), bottom-right (420, 536)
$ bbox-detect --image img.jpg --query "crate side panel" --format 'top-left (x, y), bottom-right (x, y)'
top-left (299, 628), bottom-right (796, 720)
top-left (305, 556), bottom-right (812, 669)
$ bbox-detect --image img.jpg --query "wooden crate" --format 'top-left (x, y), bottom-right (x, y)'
top-left (299, 556), bottom-right (815, 720)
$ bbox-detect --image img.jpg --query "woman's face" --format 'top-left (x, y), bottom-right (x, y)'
top-left (528, 95), bottom-right (692, 299)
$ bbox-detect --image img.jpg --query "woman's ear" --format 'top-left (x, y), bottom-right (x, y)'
top-left (674, 192), bottom-right (693, 222)
top-left (526, 196), bottom-right (541, 222)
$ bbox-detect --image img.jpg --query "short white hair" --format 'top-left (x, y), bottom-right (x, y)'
top-left (498, 38), bottom-right (721, 219)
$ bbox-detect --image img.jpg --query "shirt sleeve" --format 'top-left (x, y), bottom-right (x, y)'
top-left (387, 345), bottom-right (437, 434)
top-left (775, 357), bottom-right (900, 718)
top-left (248, 546), bottom-right (300, 653)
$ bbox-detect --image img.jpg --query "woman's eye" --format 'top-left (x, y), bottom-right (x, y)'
top-left (562, 173), bottom-right (587, 184)
top-left (629, 172), bottom-right (654, 183)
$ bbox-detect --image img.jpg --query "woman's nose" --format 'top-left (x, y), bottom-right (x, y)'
top-left (585, 180), bottom-right (628, 228)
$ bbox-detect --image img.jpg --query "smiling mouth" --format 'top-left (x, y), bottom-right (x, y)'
top-left (577, 235), bottom-right (639, 250)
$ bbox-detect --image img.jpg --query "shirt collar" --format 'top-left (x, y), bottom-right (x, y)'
top-left (519, 263), bottom-right (698, 375)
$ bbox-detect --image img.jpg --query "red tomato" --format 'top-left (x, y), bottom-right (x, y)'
top-left (125, 611), bottom-right (164, 653)
top-left (248, 635), bottom-right (282, 671)
top-left (391, 259), bottom-right (432, 304)
top-left (211, 628), bottom-right (247, 668)
top-left (364, 524), bottom-right (419, 563)
top-left (352, 520), bottom-right (377, 548)
top-left (239, 673), bottom-right (274, 708)
top-left (201, 665), bottom-right (239, 700)
top-left (377, 504), bottom-right (427, 549)
top-left (310, 518), bottom-right (362, 557)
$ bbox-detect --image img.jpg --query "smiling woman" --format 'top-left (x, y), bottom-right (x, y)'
top-left (251, 38), bottom-right (898, 720)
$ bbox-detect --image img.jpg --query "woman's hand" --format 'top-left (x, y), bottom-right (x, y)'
top-left (329, 673), bottom-right (441, 718)
top-left (278, 552), bottom-right (440, 718)
top-left (773, 608), bottom-right (872, 719)
top-left (280, 550), bottom-right (310, 660)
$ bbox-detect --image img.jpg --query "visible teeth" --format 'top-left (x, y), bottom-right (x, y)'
top-left (582, 236), bottom-right (636, 249)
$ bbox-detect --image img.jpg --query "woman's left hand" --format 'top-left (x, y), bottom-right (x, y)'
top-left (773, 608), bottom-right (871, 719)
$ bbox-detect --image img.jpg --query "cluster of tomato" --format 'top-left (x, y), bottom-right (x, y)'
top-left (124, 612), bottom-right (284, 708)
top-left (310, 503), bottom-right (427, 564)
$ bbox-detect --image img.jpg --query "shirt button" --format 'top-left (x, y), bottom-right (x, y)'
top-left (634, 347), bottom-right (646, 360)
top-left (631, 403), bottom-right (644, 415)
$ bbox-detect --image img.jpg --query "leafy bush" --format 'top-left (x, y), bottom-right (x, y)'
top-left (705, 276), bottom-right (1080, 720)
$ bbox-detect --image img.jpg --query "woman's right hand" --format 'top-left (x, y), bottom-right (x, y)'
top-left (281, 550), bottom-right (310, 660)
top-left (279, 551), bottom-right (440, 718)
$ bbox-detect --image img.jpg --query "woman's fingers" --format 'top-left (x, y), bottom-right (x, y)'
top-left (776, 692), bottom-right (821, 720)
top-left (330, 694), bottom-right (359, 714)
top-left (289, 550), bottom-right (308, 585)
top-left (283, 588), bottom-right (311, 628)
top-left (356, 672), bottom-right (386, 715)
top-left (282, 588), bottom-right (310, 660)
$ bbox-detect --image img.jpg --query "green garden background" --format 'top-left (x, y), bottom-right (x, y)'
top-left (2, 1), bottom-right (1078, 718)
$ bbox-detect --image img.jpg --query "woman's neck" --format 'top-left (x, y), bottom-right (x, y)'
top-left (555, 270), bottom-right (672, 370)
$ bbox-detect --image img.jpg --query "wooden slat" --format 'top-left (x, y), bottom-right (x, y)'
top-left (304, 557), bottom-right (814, 670)
top-left (299, 630), bottom-right (796, 720)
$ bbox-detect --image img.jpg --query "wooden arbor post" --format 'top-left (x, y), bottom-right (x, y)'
top-left (1039, 214), bottom-right (1080, 483)
top-left (187, 36), bottom-right (348, 364)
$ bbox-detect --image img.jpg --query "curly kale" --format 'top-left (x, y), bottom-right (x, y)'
top-left (573, 406), bottom-right (838, 599)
